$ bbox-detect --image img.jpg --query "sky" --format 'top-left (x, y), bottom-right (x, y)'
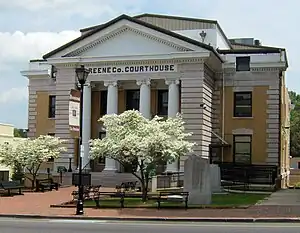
top-left (0, 0), bottom-right (298, 128)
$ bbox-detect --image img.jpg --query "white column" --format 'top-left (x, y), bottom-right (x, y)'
top-left (82, 82), bottom-right (92, 170)
top-left (136, 79), bottom-right (151, 119)
top-left (165, 78), bottom-right (180, 173)
top-left (103, 80), bottom-right (118, 171)
top-left (136, 79), bottom-right (151, 171)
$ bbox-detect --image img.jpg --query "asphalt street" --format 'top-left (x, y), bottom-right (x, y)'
top-left (0, 218), bottom-right (299, 233)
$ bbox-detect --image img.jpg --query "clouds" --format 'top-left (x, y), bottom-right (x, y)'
top-left (0, 0), bottom-right (144, 19)
top-left (0, 87), bottom-right (28, 104)
top-left (0, 30), bottom-right (80, 70)
top-left (0, 0), bottom-right (298, 128)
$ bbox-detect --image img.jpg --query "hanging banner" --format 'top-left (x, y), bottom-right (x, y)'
top-left (69, 89), bottom-right (80, 133)
top-left (87, 63), bottom-right (177, 75)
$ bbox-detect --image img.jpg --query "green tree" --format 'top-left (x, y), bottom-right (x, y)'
top-left (289, 91), bottom-right (300, 157)
top-left (13, 128), bottom-right (27, 138)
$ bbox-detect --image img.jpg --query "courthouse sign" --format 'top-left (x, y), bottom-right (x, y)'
top-left (87, 64), bottom-right (177, 75)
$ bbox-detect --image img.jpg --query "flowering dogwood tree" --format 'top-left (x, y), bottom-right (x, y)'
top-left (90, 110), bottom-right (195, 201)
top-left (0, 135), bottom-right (67, 189)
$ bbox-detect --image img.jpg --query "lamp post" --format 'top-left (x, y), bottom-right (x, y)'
top-left (68, 154), bottom-right (73, 172)
top-left (75, 65), bottom-right (90, 215)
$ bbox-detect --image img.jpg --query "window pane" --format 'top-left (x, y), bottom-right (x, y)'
top-left (236, 56), bottom-right (250, 71)
top-left (235, 93), bottom-right (251, 105)
top-left (235, 142), bottom-right (251, 154)
top-left (234, 106), bottom-right (252, 117)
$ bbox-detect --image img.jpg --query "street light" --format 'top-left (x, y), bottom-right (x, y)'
top-left (75, 64), bottom-right (90, 215)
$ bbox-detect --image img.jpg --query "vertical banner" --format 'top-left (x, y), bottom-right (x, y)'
top-left (69, 89), bottom-right (80, 134)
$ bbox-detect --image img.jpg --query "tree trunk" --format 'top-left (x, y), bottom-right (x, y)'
top-left (31, 174), bottom-right (37, 190)
top-left (141, 182), bottom-right (148, 202)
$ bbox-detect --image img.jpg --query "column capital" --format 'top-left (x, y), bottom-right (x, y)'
top-left (136, 78), bottom-right (151, 86)
top-left (165, 78), bottom-right (180, 86)
top-left (104, 80), bottom-right (118, 87)
top-left (84, 82), bottom-right (94, 88)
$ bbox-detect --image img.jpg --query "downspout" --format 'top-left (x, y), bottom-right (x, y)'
top-left (221, 71), bottom-right (225, 162)
top-left (278, 71), bottom-right (282, 186)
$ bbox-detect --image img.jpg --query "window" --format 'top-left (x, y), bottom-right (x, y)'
top-left (234, 92), bottom-right (252, 117)
top-left (126, 90), bottom-right (140, 110)
top-left (157, 90), bottom-right (168, 116)
top-left (100, 91), bottom-right (107, 115)
top-left (233, 135), bottom-right (252, 164)
top-left (236, 56), bottom-right (250, 71)
top-left (48, 95), bottom-right (56, 118)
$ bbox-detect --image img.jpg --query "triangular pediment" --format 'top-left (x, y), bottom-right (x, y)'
top-left (44, 15), bottom-right (212, 59)
top-left (66, 26), bottom-right (196, 57)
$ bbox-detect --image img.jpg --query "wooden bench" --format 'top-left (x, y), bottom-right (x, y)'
top-left (116, 181), bottom-right (138, 192)
top-left (93, 191), bottom-right (125, 208)
top-left (0, 181), bottom-right (24, 196)
top-left (71, 185), bottom-right (101, 201)
top-left (36, 178), bottom-right (59, 192)
top-left (157, 191), bottom-right (189, 209)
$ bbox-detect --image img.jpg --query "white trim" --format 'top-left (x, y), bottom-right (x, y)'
top-left (20, 70), bottom-right (50, 77)
top-left (46, 51), bottom-right (210, 66)
top-left (223, 62), bottom-right (286, 69)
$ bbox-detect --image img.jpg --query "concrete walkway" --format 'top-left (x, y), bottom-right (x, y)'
top-left (258, 189), bottom-right (300, 206)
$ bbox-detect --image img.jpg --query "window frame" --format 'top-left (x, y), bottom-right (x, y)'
top-left (236, 56), bottom-right (250, 72)
top-left (157, 89), bottom-right (168, 116)
top-left (233, 135), bottom-right (252, 164)
top-left (48, 95), bottom-right (56, 118)
top-left (234, 92), bottom-right (252, 117)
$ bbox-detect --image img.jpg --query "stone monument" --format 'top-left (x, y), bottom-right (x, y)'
top-left (184, 155), bottom-right (212, 205)
top-left (210, 164), bottom-right (222, 193)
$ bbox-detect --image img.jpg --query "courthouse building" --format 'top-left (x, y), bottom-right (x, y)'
top-left (21, 14), bottom-right (291, 187)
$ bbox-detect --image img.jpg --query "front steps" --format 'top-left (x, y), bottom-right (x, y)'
top-left (90, 171), bottom-right (139, 187)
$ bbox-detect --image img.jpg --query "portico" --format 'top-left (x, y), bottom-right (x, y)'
top-left (80, 69), bottom-right (182, 173)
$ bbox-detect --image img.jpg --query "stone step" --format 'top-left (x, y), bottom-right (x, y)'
top-left (91, 172), bottom-right (139, 187)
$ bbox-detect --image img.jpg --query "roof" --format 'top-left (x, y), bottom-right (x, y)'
top-left (43, 14), bottom-right (223, 62)
top-left (80, 13), bottom-right (218, 33)
top-left (79, 13), bottom-right (232, 49)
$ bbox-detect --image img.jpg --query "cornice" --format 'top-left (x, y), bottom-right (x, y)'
top-left (223, 66), bottom-right (285, 75)
top-left (65, 26), bottom-right (192, 57)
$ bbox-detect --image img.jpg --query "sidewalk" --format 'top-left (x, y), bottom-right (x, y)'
top-left (1, 187), bottom-right (300, 221)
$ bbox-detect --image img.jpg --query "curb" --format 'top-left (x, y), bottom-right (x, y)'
top-left (0, 214), bottom-right (300, 223)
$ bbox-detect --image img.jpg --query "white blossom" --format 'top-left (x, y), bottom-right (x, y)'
top-left (0, 135), bottom-right (67, 187)
top-left (89, 110), bottom-right (195, 200)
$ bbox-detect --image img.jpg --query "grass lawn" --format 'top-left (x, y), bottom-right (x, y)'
top-left (83, 193), bottom-right (269, 208)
